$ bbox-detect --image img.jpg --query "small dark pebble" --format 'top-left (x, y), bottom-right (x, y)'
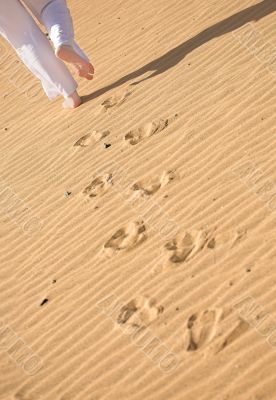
top-left (52, 280), bottom-right (57, 284)
top-left (40, 298), bottom-right (49, 307)
top-left (4, 128), bottom-right (8, 131)
top-left (64, 191), bottom-right (72, 198)
top-left (229, 281), bottom-right (234, 286)
top-left (164, 195), bottom-right (169, 199)
top-left (176, 307), bottom-right (180, 311)
top-left (246, 267), bottom-right (251, 273)
top-left (103, 143), bottom-right (112, 149)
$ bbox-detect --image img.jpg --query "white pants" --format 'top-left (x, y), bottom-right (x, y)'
top-left (0, 0), bottom-right (77, 100)
top-left (41, 0), bottom-right (89, 62)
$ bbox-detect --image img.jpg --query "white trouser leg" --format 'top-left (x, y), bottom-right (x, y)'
top-left (41, 0), bottom-right (89, 62)
top-left (0, 0), bottom-right (77, 99)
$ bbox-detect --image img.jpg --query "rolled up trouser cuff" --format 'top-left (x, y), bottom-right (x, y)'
top-left (41, 0), bottom-right (89, 62)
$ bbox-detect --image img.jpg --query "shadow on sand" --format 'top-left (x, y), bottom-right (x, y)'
top-left (82, 0), bottom-right (276, 103)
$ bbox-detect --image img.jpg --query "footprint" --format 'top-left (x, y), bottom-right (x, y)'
top-left (131, 170), bottom-right (176, 197)
top-left (117, 296), bottom-right (164, 328)
top-left (212, 228), bottom-right (247, 255)
top-left (164, 229), bottom-right (215, 265)
top-left (82, 174), bottom-right (113, 198)
top-left (103, 220), bottom-right (147, 257)
top-left (74, 130), bottom-right (110, 148)
top-left (186, 309), bottom-right (222, 352)
top-left (185, 308), bottom-right (249, 354)
top-left (124, 114), bottom-right (178, 145)
top-left (98, 90), bottom-right (131, 114)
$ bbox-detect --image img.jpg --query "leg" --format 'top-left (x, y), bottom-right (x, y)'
top-left (41, 0), bottom-right (94, 80)
top-left (0, 0), bottom-right (80, 107)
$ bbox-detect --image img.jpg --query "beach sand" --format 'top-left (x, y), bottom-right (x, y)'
top-left (1, 0), bottom-right (276, 399)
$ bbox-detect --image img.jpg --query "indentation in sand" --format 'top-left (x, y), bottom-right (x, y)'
top-left (124, 114), bottom-right (178, 145)
top-left (117, 296), bottom-right (164, 328)
top-left (163, 227), bottom-right (247, 267)
top-left (185, 307), bottom-right (249, 354)
top-left (103, 220), bottom-right (147, 257)
top-left (82, 174), bottom-right (113, 198)
top-left (97, 89), bottom-right (132, 114)
top-left (74, 130), bottom-right (110, 148)
top-left (131, 170), bottom-right (176, 197)
top-left (164, 229), bottom-right (215, 265)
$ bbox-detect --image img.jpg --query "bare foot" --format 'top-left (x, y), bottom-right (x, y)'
top-left (56, 45), bottom-right (94, 80)
top-left (63, 91), bottom-right (82, 109)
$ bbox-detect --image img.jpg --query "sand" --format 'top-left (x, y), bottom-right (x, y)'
top-left (1, 0), bottom-right (276, 399)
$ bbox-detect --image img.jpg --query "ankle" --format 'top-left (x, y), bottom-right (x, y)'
top-left (63, 91), bottom-right (82, 109)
